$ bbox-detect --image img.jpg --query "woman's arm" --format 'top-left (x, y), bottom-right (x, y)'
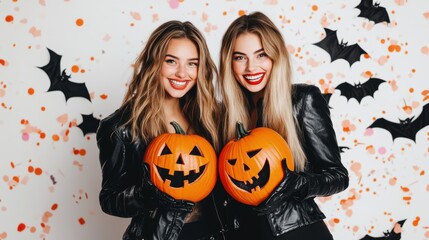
top-left (97, 119), bottom-right (146, 217)
top-left (294, 85), bottom-right (349, 200)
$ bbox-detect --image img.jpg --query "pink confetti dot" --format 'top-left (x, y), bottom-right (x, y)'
top-left (364, 128), bottom-right (373, 136)
top-left (169, 0), bottom-right (180, 9)
top-left (378, 147), bottom-right (386, 155)
top-left (22, 133), bottom-right (29, 141)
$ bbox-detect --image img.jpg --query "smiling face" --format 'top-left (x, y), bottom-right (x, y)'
top-left (232, 32), bottom-right (273, 93)
top-left (161, 38), bottom-right (199, 99)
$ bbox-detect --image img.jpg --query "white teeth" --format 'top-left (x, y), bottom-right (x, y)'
top-left (244, 74), bottom-right (263, 81)
top-left (170, 79), bottom-right (186, 86)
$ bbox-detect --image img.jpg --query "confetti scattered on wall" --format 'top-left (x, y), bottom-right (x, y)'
top-left (1, 0), bottom-right (428, 239)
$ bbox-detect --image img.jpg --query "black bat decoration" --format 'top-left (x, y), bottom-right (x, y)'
top-left (314, 28), bottom-right (368, 67)
top-left (339, 146), bottom-right (350, 153)
top-left (336, 78), bottom-right (386, 103)
top-left (355, 0), bottom-right (390, 24)
top-left (38, 48), bottom-right (91, 102)
top-left (359, 219), bottom-right (406, 240)
top-left (77, 113), bottom-right (101, 136)
top-left (368, 103), bottom-right (429, 142)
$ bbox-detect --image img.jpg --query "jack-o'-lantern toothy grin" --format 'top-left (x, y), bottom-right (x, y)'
top-left (156, 163), bottom-right (207, 188)
top-left (228, 159), bottom-right (270, 192)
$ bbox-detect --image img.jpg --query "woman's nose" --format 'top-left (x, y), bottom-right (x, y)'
top-left (175, 64), bottom-right (187, 78)
top-left (246, 58), bottom-right (257, 72)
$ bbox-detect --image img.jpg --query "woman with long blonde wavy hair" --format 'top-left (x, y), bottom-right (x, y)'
top-left (217, 11), bottom-right (349, 240)
top-left (96, 20), bottom-right (230, 240)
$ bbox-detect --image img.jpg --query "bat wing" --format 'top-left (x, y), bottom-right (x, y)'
top-left (60, 74), bottom-right (91, 101)
top-left (77, 114), bottom-right (101, 136)
top-left (361, 78), bottom-right (385, 97)
top-left (38, 48), bottom-right (62, 90)
top-left (314, 28), bottom-right (344, 63)
top-left (335, 82), bottom-right (361, 102)
top-left (337, 43), bottom-right (367, 67)
top-left (368, 118), bottom-right (416, 142)
top-left (356, 0), bottom-right (390, 24)
top-left (38, 48), bottom-right (91, 102)
top-left (408, 103), bottom-right (429, 141)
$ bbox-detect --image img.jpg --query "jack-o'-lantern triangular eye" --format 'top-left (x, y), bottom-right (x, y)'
top-left (160, 144), bottom-right (172, 156)
top-left (247, 149), bottom-right (261, 158)
top-left (190, 146), bottom-right (203, 156)
top-left (228, 159), bottom-right (237, 166)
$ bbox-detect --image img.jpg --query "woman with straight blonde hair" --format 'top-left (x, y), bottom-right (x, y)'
top-left (97, 20), bottom-right (230, 240)
top-left (217, 11), bottom-right (349, 240)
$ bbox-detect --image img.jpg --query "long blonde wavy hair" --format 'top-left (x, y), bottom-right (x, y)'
top-left (218, 12), bottom-right (307, 171)
top-left (121, 20), bottom-right (219, 151)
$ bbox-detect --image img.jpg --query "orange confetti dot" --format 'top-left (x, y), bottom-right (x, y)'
top-left (238, 10), bottom-right (246, 16)
top-left (0, 59), bottom-right (6, 66)
top-left (30, 226), bottom-right (36, 233)
top-left (79, 149), bottom-right (86, 156)
top-left (28, 88), bottom-right (35, 95)
top-left (34, 167), bottom-right (43, 176)
top-left (413, 216), bottom-right (420, 226)
top-left (39, 132), bottom-right (46, 139)
top-left (76, 18), bottom-right (84, 26)
top-left (411, 68), bottom-right (416, 73)
top-left (409, 88), bottom-right (414, 93)
top-left (17, 223), bottom-right (26, 232)
top-left (52, 134), bottom-right (60, 141)
top-left (73, 148), bottom-right (80, 155)
top-left (5, 15), bottom-right (14, 22)
top-left (13, 176), bottom-right (19, 183)
top-left (28, 166), bottom-right (34, 173)
top-left (312, 5), bottom-right (318, 11)
top-left (80, 69), bottom-right (85, 73)
top-left (71, 65), bottom-right (79, 73)
top-left (100, 94), bottom-right (108, 100)
top-left (222, 11), bottom-right (227, 16)
top-left (380, 39), bottom-right (386, 44)
top-left (333, 218), bottom-right (340, 223)
top-left (78, 217), bottom-right (86, 225)
top-left (363, 53), bottom-right (370, 58)
top-left (51, 203), bottom-right (58, 210)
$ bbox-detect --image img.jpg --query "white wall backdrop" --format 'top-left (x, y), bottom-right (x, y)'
top-left (1, 0), bottom-right (428, 239)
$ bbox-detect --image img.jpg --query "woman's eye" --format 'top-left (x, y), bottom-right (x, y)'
top-left (257, 52), bottom-right (268, 58)
top-left (188, 62), bottom-right (198, 67)
top-left (233, 55), bottom-right (245, 61)
top-left (165, 59), bottom-right (176, 65)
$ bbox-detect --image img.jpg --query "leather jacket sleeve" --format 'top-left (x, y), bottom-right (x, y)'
top-left (295, 85), bottom-right (349, 200)
top-left (96, 117), bottom-right (147, 218)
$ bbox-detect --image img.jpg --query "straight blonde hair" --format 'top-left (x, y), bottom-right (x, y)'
top-left (218, 12), bottom-right (307, 171)
top-left (121, 20), bottom-right (220, 151)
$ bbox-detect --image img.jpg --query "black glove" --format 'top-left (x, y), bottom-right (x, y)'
top-left (253, 160), bottom-right (310, 215)
top-left (140, 163), bottom-right (195, 213)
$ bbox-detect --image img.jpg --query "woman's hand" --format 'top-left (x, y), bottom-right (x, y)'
top-left (252, 160), bottom-right (309, 215)
top-left (140, 163), bottom-right (195, 213)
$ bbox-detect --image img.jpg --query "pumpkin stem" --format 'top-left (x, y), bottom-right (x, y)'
top-left (236, 122), bottom-right (249, 141)
top-left (170, 121), bottom-right (186, 135)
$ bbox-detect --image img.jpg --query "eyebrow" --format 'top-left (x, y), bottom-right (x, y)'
top-left (165, 54), bottom-right (199, 61)
top-left (233, 48), bottom-right (265, 55)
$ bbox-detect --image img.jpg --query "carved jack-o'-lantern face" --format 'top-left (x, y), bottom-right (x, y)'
top-left (144, 121), bottom-right (217, 202)
top-left (218, 122), bottom-right (294, 206)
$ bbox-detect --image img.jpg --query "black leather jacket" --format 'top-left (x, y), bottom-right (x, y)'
top-left (230, 84), bottom-right (349, 238)
top-left (96, 107), bottom-right (235, 240)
